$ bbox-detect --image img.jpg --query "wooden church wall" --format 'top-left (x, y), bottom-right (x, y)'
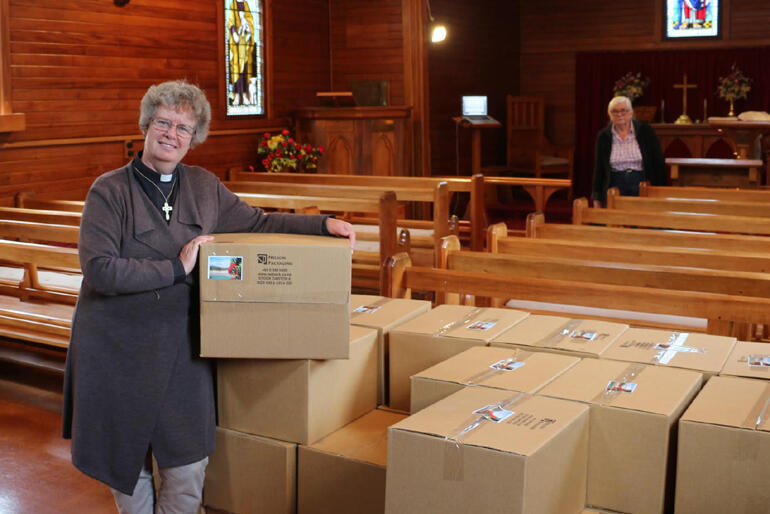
top-left (427, 0), bottom-right (520, 176)
top-left (0, 0), bottom-right (330, 204)
top-left (329, 0), bottom-right (406, 106)
top-left (520, 0), bottom-right (770, 149)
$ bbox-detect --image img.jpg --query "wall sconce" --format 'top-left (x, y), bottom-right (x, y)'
top-left (425, 0), bottom-right (447, 43)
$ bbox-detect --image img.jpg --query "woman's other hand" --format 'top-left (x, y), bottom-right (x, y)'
top-left (179, 235), bottom-right (215, 274)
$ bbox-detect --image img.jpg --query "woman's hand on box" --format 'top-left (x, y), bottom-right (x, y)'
top-left (325, 218), bottom-right (356, 249)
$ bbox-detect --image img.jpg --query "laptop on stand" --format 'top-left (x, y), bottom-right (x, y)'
top-left (461, 95), bottom-right (496, 124)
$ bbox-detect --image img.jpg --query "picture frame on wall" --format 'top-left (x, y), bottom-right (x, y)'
top-left (224, 0), bottom-right (265, 116)
top-left (664, 0), bottom-right (721, 40)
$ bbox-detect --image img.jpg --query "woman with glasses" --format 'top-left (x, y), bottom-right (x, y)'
top-left (591, 95), bottom-right (665, 207)
top-left (62, 80), bottom-right (354, 513)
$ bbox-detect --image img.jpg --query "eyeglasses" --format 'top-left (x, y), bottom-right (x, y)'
top-left (610, 108), bottom-right (631, 116)
top-left (151, 118), bottom-right (195, 139)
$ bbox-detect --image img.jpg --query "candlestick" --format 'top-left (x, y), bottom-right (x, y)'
top-left (661, 99), bottom-right (665, 123)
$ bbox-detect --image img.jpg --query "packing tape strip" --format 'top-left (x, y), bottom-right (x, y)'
top-left (652, 332), bottom-right (707, 366)
top-left (532, 319), bottom-right (582, 348)
top-left (350, 297), bottom-right (392, 319)
top-left (741, 383), bottom-right (770, 431)
top-left (462, 350), bottom-right (534, 386)
top-left (442, 391), bottom-right (530, 481)
top-left (433, 308), bottom-right (485, 337)
top-left (592, 363), bottom-right (647, 406)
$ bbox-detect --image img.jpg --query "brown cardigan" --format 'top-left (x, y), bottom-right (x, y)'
top-left (62, 163), bottom-right (328, 494)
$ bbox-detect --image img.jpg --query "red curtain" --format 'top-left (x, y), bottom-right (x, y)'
top-left (574, 46), bottom-right (770, 198)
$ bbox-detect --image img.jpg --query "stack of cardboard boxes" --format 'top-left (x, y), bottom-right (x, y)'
top-left (196, 235), bottom-right (766, 513)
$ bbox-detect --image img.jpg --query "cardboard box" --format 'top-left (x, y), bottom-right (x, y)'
top-left (199, 233), bottom-right (351, 359)
top-left (385, 386), bottom-right (589, 514)
top-left (539, 358), bottom-right (703, 514)
top-left (350, 294), bottom-right (432, 405)
top-left (602, 328), bottom-right (736, 378)
top-left (203, 427), bottom-right (296, 514)
top-left (490, 314), bottom-right (628, 358)
top-left (410, 346), bottom-right (580, 413)
top-left (217, 325), bottom-right (378, 444)
top-left (388, 305), bottom-right (529, 411)
top-left (720, 340), bottom-right (770, 380)
top-left (298, 409), bottom-right (407, 514)
top-left (675, 376), bottom-right (770, 514)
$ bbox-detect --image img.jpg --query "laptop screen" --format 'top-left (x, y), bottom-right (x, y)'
top-left (462, 96), bottom-right (488, 116)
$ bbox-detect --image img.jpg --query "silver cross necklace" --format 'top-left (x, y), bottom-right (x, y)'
top-left (134, 168), bottom-right (177, 221)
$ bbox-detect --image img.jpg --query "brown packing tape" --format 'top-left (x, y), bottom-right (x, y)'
top-left (350, 297), bottom-right (392, 319)
top-left (592, 364), bottom-right (647, 406)
top-left (741, 382), bottom-right (770, 431)
top-left (433, 308), bottom-right (485, 337)
top-left (442, 392), bottom-right (531, 481)
top-left (462, 350), bottom-right (534, 386)
top-left (533, 319), bottom-right (582, 348)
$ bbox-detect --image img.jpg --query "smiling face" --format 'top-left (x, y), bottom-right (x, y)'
top-left (141, 105), bottom-right (196, 174)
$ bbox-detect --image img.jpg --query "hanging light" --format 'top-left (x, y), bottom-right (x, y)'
top-left (426, 0), bottom-right (447, 43)
top-left (431, 24), bottom-right (447, 43)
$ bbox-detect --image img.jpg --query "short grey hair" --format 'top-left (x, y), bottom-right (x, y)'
top-left (139, 80), bottom-right (211, 148)
top-left (608, 96), bottom-right (633, 116)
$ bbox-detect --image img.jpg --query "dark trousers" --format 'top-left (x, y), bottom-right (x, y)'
top-left (609, 169), bottom-right (645, 197)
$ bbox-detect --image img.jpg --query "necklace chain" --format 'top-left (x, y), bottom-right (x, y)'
top-left (134, 166), bottom-right (177, 221)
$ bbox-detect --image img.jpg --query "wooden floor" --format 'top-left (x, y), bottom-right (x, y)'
top-left (0, 361), bottom-right (116, 514)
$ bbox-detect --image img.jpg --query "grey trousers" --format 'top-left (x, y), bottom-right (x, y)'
top-left (111, 457), bottom-right (208, 514)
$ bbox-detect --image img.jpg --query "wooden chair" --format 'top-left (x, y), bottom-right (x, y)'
top-left (500, 95), bottom-right (574, 181)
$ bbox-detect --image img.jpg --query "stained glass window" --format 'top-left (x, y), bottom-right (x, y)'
top-left (665, 0), bottom-right (720, 39)
top-left (224, 0), bottom-right (264, 116)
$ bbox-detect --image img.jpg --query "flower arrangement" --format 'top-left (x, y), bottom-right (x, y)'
top-left (612, 72), bottom-right (650, 102)
top-left (256, 130), bottom-right (324, 173)
top-left (716, 64), bottom-right (751, 102)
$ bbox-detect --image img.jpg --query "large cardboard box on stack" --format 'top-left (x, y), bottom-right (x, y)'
top-left (388, 305), bottom-right (529, 411)
top-left (350, 294), bottom-right (432, 405)
top-left (602, 328), bottom-right (736, 379)
top-left (298, 408), bottom-right (407, 514)
top-left (217, 325), bottom-right (378, 444)
top-left (410, 346), bottom-right (580, 413)
top-left (490, 315), bottom-right (628, 358)
top-left (385, 386), bottom-right (589, 514)
top-left (199, 233), bottom-right (351, 359)
top-left (539, 358), bottom-right (703, 514)
top-left (719, 340), bottom-right (770, 380)
top-left (204, 426), bottom-right (296, 514)
top-left (675, 376), bottom-right (770, 513)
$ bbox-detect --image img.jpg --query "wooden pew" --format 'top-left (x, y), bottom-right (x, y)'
top-left (572, 197), bottom-right (770, 235)
top-left (664, 157), bottom-right (764, 187)
top-left (235, 191), bottom-right (400, 294)
top-left (383, 246), bottom-right (770, 339)
top-left (524, 212), bottom-right (770, 254)
top-left (226, 180), bottom-right (451, 267)
top-left (0, 206), bottom-right (81, 226)
top-left (607, 187), bottom-right (770, 217)
top-left (0, 239), bottom-right (80, 351)
top-left (639, 182), bottom-right (770, 202)
top-left (226, 170), bottom-right (571, 250)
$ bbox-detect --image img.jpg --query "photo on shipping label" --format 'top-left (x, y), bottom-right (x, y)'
top-left (466, 320), bottom-right (497, 331)
top-left (748, 355), bottom-right (770, 367)
top-left (353, 305), bottom-right (382, 314)
top-left (606, 380), bottom-right (637, 393)
top-left (207, 256), bottom-right (243, 280)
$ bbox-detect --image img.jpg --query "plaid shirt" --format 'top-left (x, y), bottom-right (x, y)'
top-left (609, 125), bottom-right (643, 171)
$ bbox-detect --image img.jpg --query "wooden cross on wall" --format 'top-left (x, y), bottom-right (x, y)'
top-left (673, 73), bottom-right (697, 124)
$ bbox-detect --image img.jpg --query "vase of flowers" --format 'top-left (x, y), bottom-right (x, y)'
top-left (612, 72), bottom-right (650, 103)
top-left (257, 130), bottom-right (324, 173)
top-left (716, 64), bottom-right (751, 117)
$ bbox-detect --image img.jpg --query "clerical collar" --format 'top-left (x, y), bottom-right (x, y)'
top-left (133, 151), bottom-right (178, 182)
